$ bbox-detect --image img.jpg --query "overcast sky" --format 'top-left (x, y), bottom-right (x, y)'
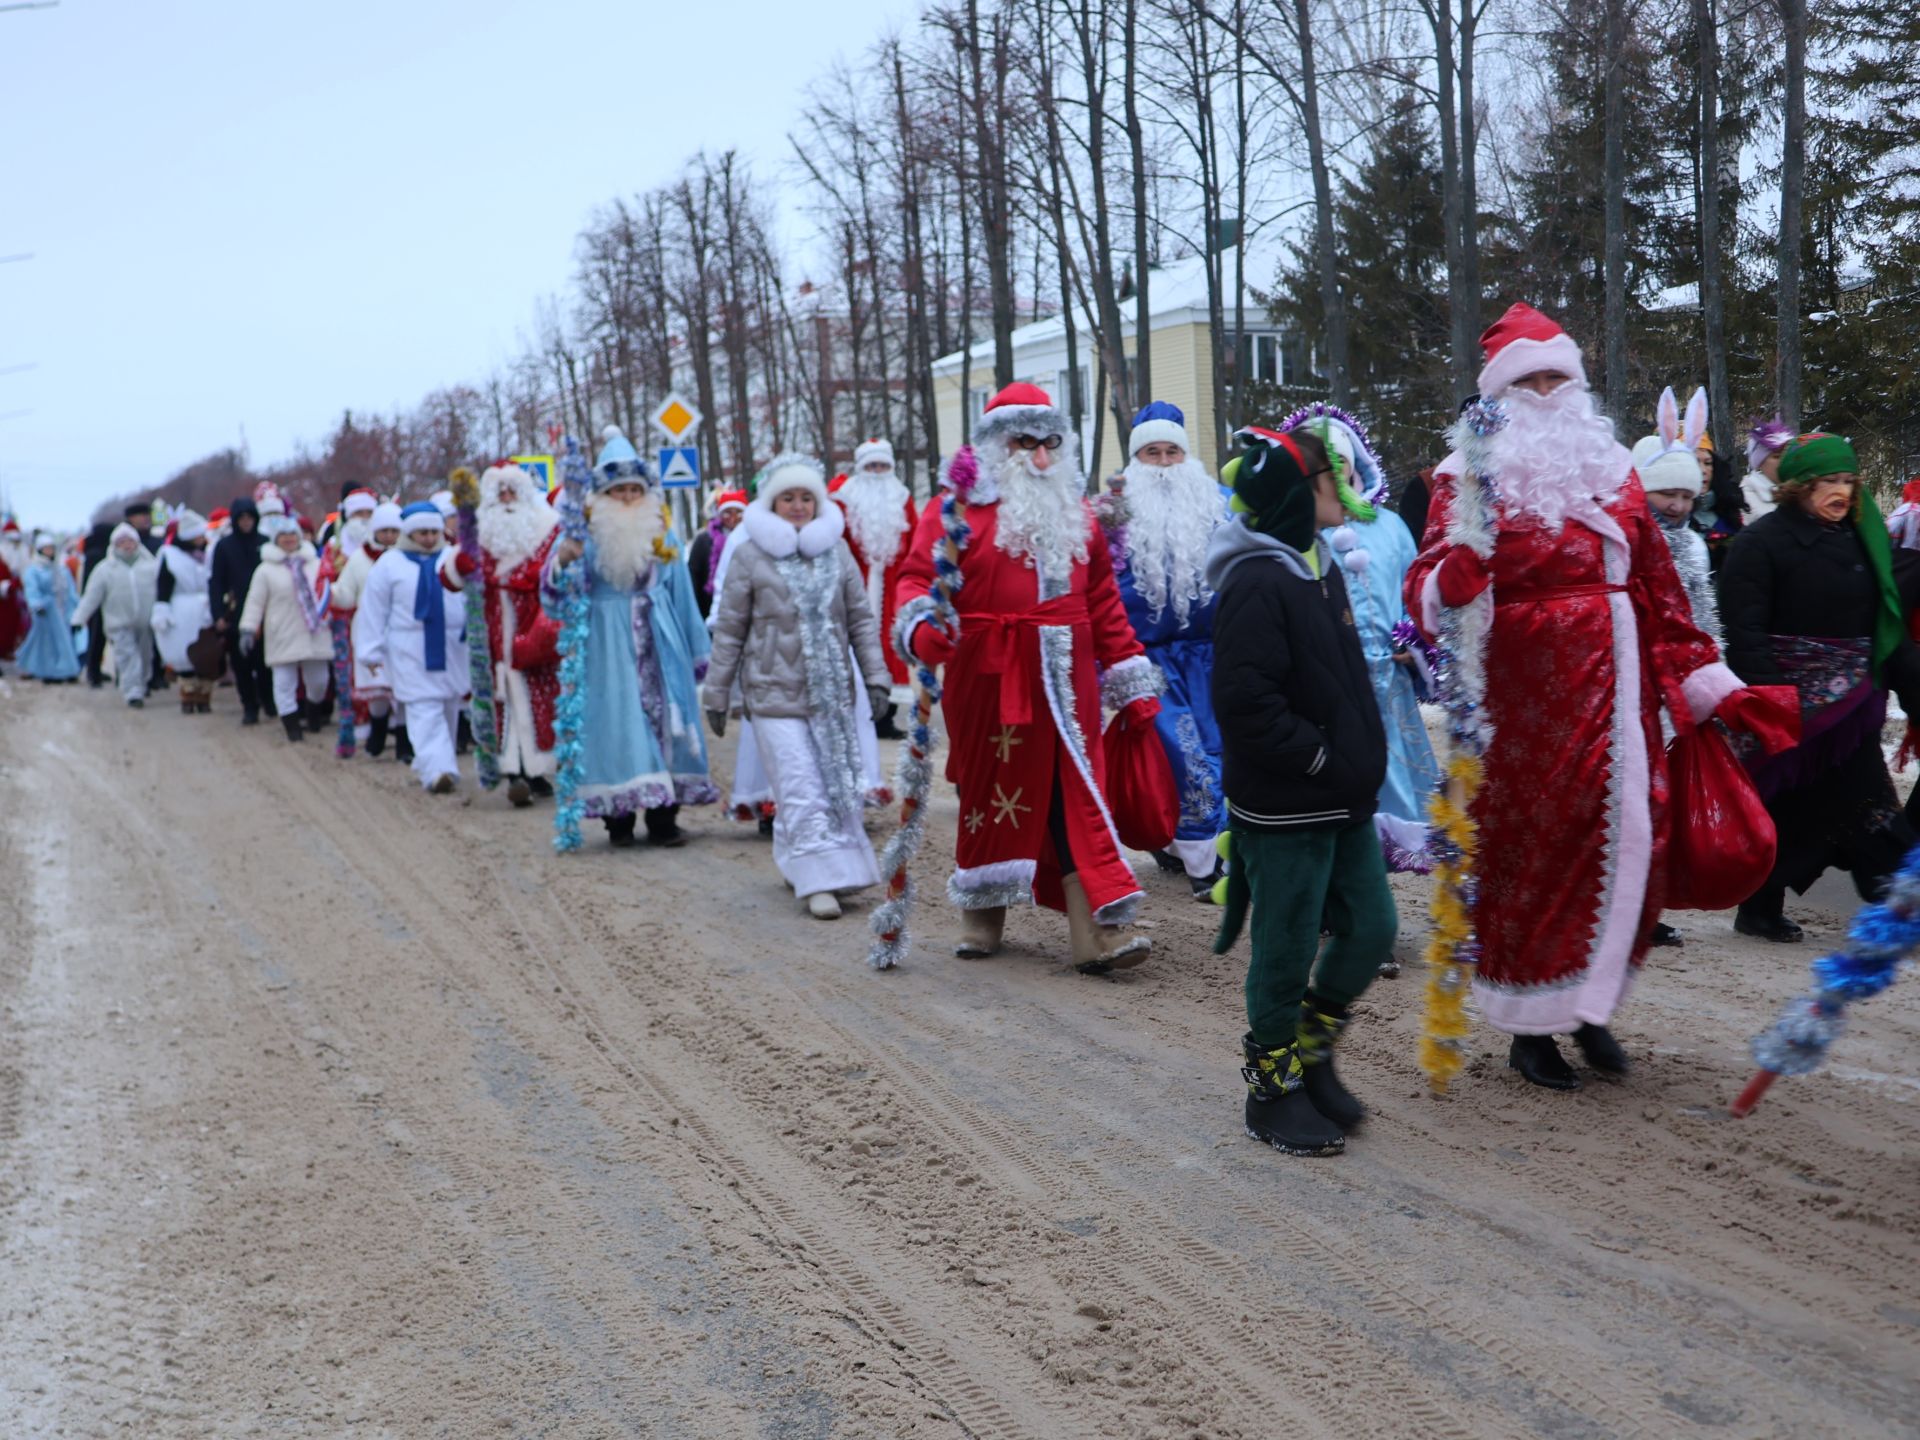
top-left (0, 0), bottom-right (915, 529)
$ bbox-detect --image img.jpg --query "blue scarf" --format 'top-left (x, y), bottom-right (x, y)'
top-left (403, 550), bottom-right (447, 671)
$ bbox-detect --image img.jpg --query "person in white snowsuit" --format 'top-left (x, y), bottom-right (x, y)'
top-left (357, 502), bottom-right (468, 792)
top-left (70, 523), bottom-right (159, 705)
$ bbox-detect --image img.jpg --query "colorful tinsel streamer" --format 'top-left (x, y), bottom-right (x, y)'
top-left (550, 437), bottom-right (592, 853)
top-left (449, 467), bottom-right (500, 791)
top-left (329, 615), bottom-right (356, 759)
top-left (1419, 398), bottom-right (1506, 1094)
top-left (868, 448), bottom-right (973, 970)
top-left (1736, 841), bottom-right (1919, 1113)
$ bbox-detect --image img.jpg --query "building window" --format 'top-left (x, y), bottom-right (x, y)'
top-left (1224, 330), bottom-right (1305, 387)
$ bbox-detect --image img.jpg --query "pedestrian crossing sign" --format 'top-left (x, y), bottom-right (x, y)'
top-left (658, 446), bottom-right (700, 489)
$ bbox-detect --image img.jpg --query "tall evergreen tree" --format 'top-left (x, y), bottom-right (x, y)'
top-left (1269, 89), bottom-right (1451, 476)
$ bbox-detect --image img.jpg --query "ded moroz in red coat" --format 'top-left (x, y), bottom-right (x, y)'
top-left (1407, 457), bottom-right (1740, 1036)
top-left (893, 465), bottom-right (1158, 923)
top-left (830, 473), bottom-right (918, 691)
top-left (477, 529), bottom-right (562, 775)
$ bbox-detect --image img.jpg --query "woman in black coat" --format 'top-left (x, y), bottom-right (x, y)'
top-left (1717, 433), bottom-right (1920, 941)
top-left (209, 496), bottom-right (271, 724)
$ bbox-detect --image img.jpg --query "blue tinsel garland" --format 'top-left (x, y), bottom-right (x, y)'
top-left (330, 615), bottom-right (356, 758)
top-left (455, 497), bottom-right (500, 791)
top-left (1751, 845), bottom-right (1919, 1075)
top-left (551, 437), bottom-right (592, 853)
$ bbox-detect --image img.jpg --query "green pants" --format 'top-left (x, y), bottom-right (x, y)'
top-left (1238, 820), bottom-right (1399, 1048)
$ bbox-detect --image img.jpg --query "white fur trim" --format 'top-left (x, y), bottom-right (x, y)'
top-left (1419, 567), bottom-right (1445, 636)
top-left (742, 489), bottom-right (844, 559)
top-left (949, 858), bottom-right (1037, 909)
top-left (1129, 417), bottom-right (1190, 456)
top-left (342, 491), bottom-right (377, 516)
top-left (1479, 333), bottom-right (1586, 399)
top-left (1681, 661), bottom-right (1743, 724)
top-left (852, 437), bottom-right (895, 471)
top-left (1100, 654), bottom-right (1163, 710)
top-left (716, 496), bottom-right (747, 514)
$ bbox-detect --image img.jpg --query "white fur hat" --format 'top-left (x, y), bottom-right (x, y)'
top-left (755, 453), bottom-right (830, 515)
top-left (430, 489), bottom-right (457, 518)
top-left (371, 501), bottom-right (404, 531)
top-left (173, 509), bottom-right (209, 542)
top-left (852, 437), bottom-right (896, 472)
top-left (1633, 386), bottom-right (1708, 496)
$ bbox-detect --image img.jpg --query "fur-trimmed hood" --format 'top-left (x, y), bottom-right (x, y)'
top-left (742, 487), bottom-right (846, 559)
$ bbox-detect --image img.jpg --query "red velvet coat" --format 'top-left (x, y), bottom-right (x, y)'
top-left (481, 530), bottom-right (561, 752)
top-left (1406, 468), bottom-right (1738, 1034)
top-left (894, 495), bottom-right (1154, 919)
top-left (837, 492), bottom-right (918, 688)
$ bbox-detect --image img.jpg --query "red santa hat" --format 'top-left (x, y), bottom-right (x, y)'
top-left (341, 488), bottom-right (378, 517)
top-left (1, 518), bottom-right (19, 534)
top-left (1477, 303), bottom-right (1587, 398)
top-left (714, 489), bottom-right (749, 514)
top-left (972, 381), bottom-right (1070, 448)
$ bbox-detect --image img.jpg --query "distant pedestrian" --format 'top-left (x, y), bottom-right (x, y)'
top-left (70, 523), bottom-right (159, 706)
top-left (239, 514), bottom-right (336, 742)
top-left (17, 532), bottom-right (81, 683)
top-left (209, 497), bottom-right (271, 724)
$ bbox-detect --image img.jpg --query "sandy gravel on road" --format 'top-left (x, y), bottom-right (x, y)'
top-left (0, 676), bottom-right (1915, 1438)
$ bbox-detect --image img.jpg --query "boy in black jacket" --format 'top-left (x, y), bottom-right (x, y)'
top-left (1207, 426), bottom-right (1398, 1156)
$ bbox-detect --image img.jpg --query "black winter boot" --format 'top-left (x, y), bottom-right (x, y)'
top-left (605, 812), bottom-right (638, 848)
top-left (1242, 1037), bottom-right (1345, 1156)
top-left (393, 725), bottom-right (414, 764)
top-left (874, 703), bottom-right (904, 740)
top-left (1572, 1022), bottom-right (1629, 1076)
top-left (1508, 1034), bottom-right (1581, 1090)
top-left (241, 706), bottom-right (260, 726)
top-left (366, 713), bottom-right (389, 757)
top-left (644, 804), bottom-right (686, 847)
top-left (455, 711), bottom-right (473, 755)
top-left (528, 775), bottom-right (553, 798)
top-left (305, 700), bottom-right (328, 733)
top-left (1297, 994), bottom-right (1366, 1132)
top-left (281, 714), bottom-right (306, 743)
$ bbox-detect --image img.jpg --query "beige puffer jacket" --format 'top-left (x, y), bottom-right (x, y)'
top-left (701, 499), bottom-right (890, 719)
top-left (239, 541), bottom-right (337, 667)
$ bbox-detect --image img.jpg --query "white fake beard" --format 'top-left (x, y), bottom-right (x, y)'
top-left (992, 449), bottom-right (1089, 588)
top-left (1121, 457), bottom-right (1219, 624)
top-left (590, 496), bottom-right (665, 591)
top-left (1490, 384), bottom-right (1631, 533)
top-left (478, 494), bottom-right (557, 572)
top-left (838, 468), bottom-right (911, 572)
top-left (338, 515), bottom-right (373, 557)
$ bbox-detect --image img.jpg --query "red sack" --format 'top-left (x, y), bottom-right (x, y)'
top-left (1103, 706), bottom-right (1179, 852)
top-left (1665, 723), bottom-right (1777, 911)
top-left (512, 613), bottom-right (562, 672)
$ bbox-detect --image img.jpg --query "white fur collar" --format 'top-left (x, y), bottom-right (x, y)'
top-left (742, 498), bottom-right (845, 559)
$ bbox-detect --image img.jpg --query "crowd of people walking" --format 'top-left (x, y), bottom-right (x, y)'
top-left (1, 299), bottom-right (1904, 1160)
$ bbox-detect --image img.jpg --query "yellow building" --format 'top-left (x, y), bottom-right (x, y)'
top-left (930, 248), bottom-right (1298, 480)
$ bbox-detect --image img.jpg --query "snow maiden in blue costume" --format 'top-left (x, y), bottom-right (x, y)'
top-left (1098, 401), bottom-right (1229, 899)
top-left (541, 426), bottom-right (718, 849)
top-left (1286, 404), bottom-right (1442, 877)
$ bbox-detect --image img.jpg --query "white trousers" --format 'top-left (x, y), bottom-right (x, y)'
top-left (272, 659), bottom-right (330, 717)
top-left (107, 624), bottom-right (152, 701)
top-left (753, 715), bottom-right (879, 899)
top-left (404, 694), bottom-right (461, 789)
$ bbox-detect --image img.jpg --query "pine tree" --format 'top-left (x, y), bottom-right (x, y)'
top-left (1802, 1), bottom-right (1920, 479)
top-left (1480, 0), bottom-right (1690, 416)
top-left (1269, 89), bottom-right (1452, 476)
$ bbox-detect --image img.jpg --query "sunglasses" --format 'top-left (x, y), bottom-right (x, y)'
top-left (1010, 433), bottom-right (1064, 452)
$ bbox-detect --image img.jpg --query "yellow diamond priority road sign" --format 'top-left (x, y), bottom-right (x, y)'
top-left (650, 393), bottom-right (702, 441)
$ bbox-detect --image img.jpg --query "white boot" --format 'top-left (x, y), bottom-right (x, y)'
top-left (807, 892), bottom-right (843, 920)
top-left (954, 906), bottom-right (1006, 958)
top-left (1063, 876), bottom-right (1150, 972)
